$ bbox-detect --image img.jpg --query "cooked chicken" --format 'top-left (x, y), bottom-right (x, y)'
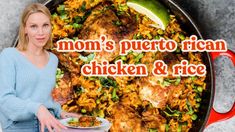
top-left (51, 72), bottom-right (73, 105)
top-left (142, 108), bottom-right (166, 132)
top-left (52, 49), bottom-right (82, 74)
top-left (107, 104), bottom-right (142, 132)
top-left (139, 84), bottom-right (169, 108)
top-left (157, 52), bottom-right (180, 76)
top-left (79, 3), bottom-right (137, 62)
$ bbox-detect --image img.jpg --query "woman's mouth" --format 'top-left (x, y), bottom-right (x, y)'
top-left (36, 37), bottom-right (45, 41)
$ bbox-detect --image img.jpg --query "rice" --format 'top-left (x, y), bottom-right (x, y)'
top-left (51, 0), bottom-right (206, 131)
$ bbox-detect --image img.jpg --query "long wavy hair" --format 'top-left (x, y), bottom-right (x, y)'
top-left (17, 3), bottom-right (52, 51)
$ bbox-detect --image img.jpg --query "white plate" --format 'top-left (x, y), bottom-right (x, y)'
top-left (60, 117), bottom-right (110, 129)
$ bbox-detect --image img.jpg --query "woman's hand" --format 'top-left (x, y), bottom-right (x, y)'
top-left (60, 111), bottom-right (82, 119)
top-left (37, 105), bottom-right (67, 132)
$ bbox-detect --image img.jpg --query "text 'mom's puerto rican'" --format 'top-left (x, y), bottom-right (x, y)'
top-left (55, 35), bottom-right (227, 77)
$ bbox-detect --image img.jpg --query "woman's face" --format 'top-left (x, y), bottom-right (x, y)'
top-left (25, 12), bottom-right (51, 49)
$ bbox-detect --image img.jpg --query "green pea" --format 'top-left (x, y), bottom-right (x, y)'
top-left (197, 86), bottom-right (203, 92)
top-left (96, 99), bottom-right (100, 104)
top-left (179, 33), bottom-right (185, 40)
top-left (191, 76), bottom-right (197, 81)
top-left (147, 33), bottom-right (152, 39)
top-left (155, 35), bottom-right (160, 40)
top-left (81, 108), bottom-right (87, 113)
top-left (195, 103), bottom-right (200, 108)
top-left (196, 98), bottom-right (202, 102)
top-left (157, 29), bottom-right (164, 35)
top-left (121, 56), bottom-right (127, 61)
top-left (191, 114), bottom-right (197, 120)
top-left (73, 23), bottom-right (83, 29)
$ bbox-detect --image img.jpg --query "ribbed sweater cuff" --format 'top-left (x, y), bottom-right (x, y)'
top-left (26, 102), bottom-right (42, 116)
top-left (57, 108), bottom-right (62, 118)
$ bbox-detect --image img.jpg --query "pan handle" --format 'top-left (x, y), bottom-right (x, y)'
top-left (206, 50), bottom-right (235, 127)
top-left (210, 50), bottom-right (235, 65)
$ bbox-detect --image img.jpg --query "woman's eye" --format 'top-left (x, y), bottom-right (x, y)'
top-left (43, 24), bottom-right (49, 28)
top-left (31, 25), bottom-right (37, 29)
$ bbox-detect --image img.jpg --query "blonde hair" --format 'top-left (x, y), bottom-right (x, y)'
top-left (17, 3), bottom-right (52, 51)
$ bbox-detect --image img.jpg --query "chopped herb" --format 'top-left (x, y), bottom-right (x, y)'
top-left (133, 34), bottom-right (137, 39)
top-left (118, 4), bottom-right (128, 11)
top-left (113, 20), bottom-right (122, 26)
top-left (165, 124), bottom-right (169, 132)
top-left (75, 86), bottom-right (85, 95)
top-left (52, 13), bottom-right (58, 19)
top-left (137, 34), bottom-right (143, 39)
top-left (97, 109), bottom-right (105, 118)
top-left (157, 29), bottom-right (164, 35)
top-left (87, 54), bottom-right (95, 61)
top-left (162, 80), bottom-right (171, 87)
top-left (90, 121), bottom-right (94, 126)
top-left (79, 53), bottom-right (94, 62)
top-left (117, 4), bottom-right (129, 16)
top-left (100, 5), bottom-right (115, 13)
top-left (81, 9), bottom-right (92, 21)
top-left (72, 37), bottom-right (78, 41)
top-left (175, 77), bottom-right (181, 85)
top-left (73, 23), bottom-right (83, 29)
top-left (57, 5), bottom-right (65, 15)
top-left (56, 68), bottom-right (64, 79)
top-left (74, 16), bottom-right (82, 23)
top-left (181, 122), bottom-right (188, 126)
top-left (136, 14), bottom-right (139, 21)
top-left (163, 105), bottom-right (181, 117)
top-left (163, 77), bottom-right (181, 86)
top-left (155, 35), bottom-right (160, 40)
top-left (112, 88), bottom-right (119, 101)
top-left (81, 1), bottom-right (86, 12)
top-left (133, 33), bottom-right (144, 39)
top-left (147, 33), bottom-right (153, 39)
top-left (149, 128), bottom-right (158, 132)
top-left (177, 124), bottom-right (182, 132)
top-left (60, 14), bottom-right (68, 20)
top-left (186, 100), bottom-right (194, 115)
top-left (134, 53), bottom-right (144, 62)
top-left (97, 87), bottom-right (102, 92)
top-left (191, 76), bottom-right (197, 81)
top-left (99, 77), bottom-right (117, 88)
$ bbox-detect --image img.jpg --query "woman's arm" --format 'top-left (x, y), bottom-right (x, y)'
top-left (51, 100), bottom-right (62, 118)
top-left (0, 49), bottom-right (41, 121)
top-left (51, 100), bottom-right (81, 119)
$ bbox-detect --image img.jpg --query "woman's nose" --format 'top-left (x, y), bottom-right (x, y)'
top-left (37, 27), bottom-right (44, 35)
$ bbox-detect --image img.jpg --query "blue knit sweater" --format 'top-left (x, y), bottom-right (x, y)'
top-left (0, 48), bottom-right (61, 129)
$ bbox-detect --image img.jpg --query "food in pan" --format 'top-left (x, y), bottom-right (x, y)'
top-left (51, 0), bottom-right (206, 131)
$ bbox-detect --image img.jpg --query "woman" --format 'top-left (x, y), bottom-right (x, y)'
top-left (0, 3), bottom-right (79, 132)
